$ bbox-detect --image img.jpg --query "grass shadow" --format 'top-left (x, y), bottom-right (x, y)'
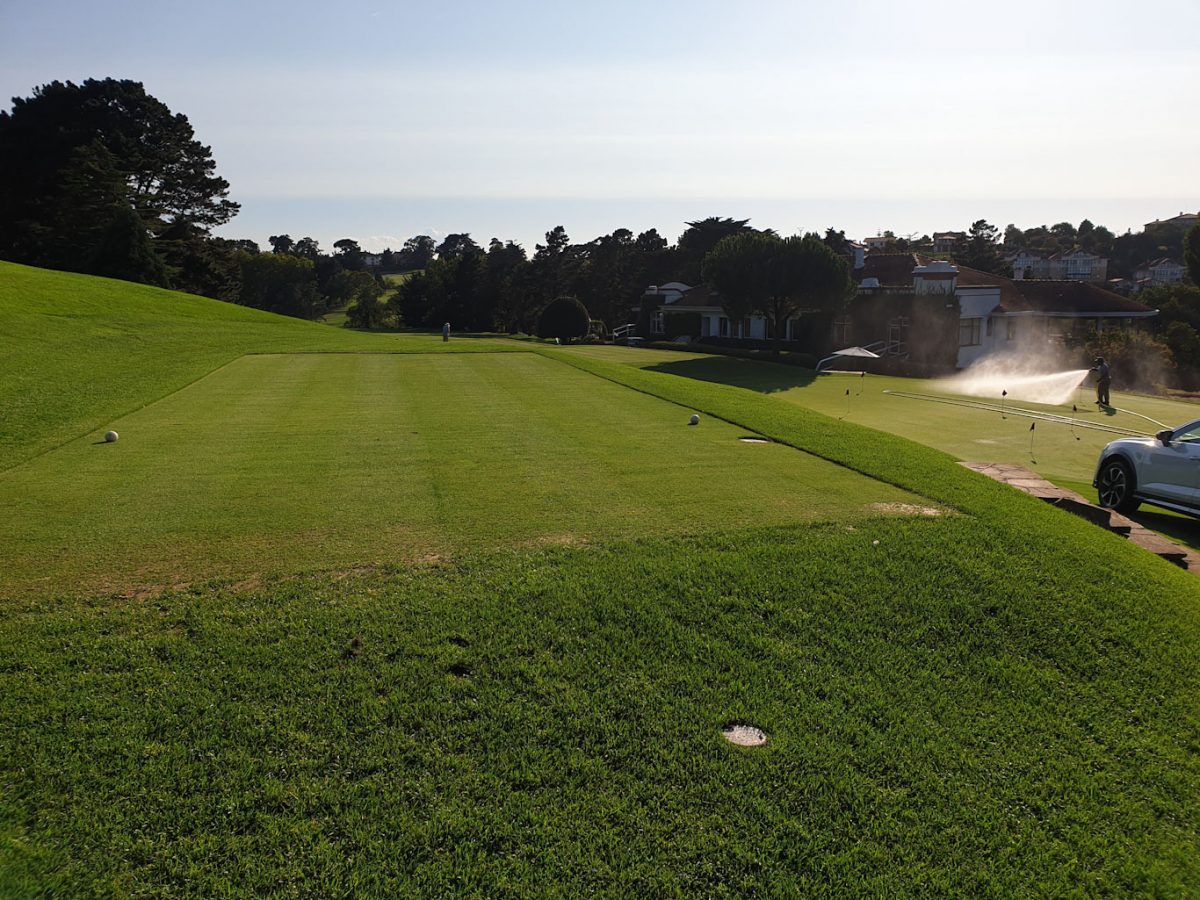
top-left (643, 356), bottom-right (819, 395)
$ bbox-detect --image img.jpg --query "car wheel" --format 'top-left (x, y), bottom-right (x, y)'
top-left (1097, 458), bottom-right (1140, 513)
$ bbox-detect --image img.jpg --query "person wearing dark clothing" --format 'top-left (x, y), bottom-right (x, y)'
top-left (1091, 357), bottom-right (1111, 406)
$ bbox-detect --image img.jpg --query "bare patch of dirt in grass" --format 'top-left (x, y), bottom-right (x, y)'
top-left (868, 502), bottom-right (946, 517)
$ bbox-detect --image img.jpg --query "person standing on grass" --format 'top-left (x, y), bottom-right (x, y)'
top-left (442, 321), bottom-right (450, 342)
top-left (1091, 356), bottom-right (1111, 406)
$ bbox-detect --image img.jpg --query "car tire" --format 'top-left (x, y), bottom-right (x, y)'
top-left (1097, 457), bottom-right (1140, 514)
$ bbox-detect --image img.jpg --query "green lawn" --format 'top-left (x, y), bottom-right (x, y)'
top-left (0, 261), bottom-right (514, 470)
top-left (566, 345), bottom-right (1200, 548)
top-left (0, 352), bottom-right (927, 597)
top-left (2, 267), bottom-right (1199, 895)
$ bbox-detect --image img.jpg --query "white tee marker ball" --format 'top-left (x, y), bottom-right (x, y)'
top-left (689, 414), bottom-right (700, 426)
top-left (104, 430), bottom-right (119, 443)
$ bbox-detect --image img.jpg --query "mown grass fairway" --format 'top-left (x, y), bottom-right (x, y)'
top-left (2, 267), bottom-right (1200, 895)
top-left (569, 345), bottom-right (1200, 546)
top-left (567, 345), bottom-right (1200, 485)
top-left (0, 351), bottom-right (927, 596)
top-left (0, 261), bottom-right (514, 470)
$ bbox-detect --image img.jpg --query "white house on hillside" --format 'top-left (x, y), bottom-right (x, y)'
top-left (857, 254), bottom-right (1156, 368)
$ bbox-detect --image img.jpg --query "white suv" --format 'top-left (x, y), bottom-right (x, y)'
top-left (1094, 418), bottom-right (1200, 517)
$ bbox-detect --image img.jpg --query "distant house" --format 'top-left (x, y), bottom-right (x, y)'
top-left (362, 253), bottom-right (384, 268)
top-left (1003, 248), bottom-right (1108, 283)
top-left (932, 231), bottom-right (967, 254)
top-left (640, 282), bottom-right (772, 340)
top-left (863, 235), bottom-right (893, 251)
top-left (1134, 257), bottom-right (1186, 288)
top-left (1144, 211), bottom-right (1199, 232)
top-left (950, 264), bottom-right (1152, 368)
top-left (852, 254), bottom-right (1155, 369)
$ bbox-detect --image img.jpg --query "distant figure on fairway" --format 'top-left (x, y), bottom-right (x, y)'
top-left (1091, 356), bottom-right (1111, 406)
top-left (442, 322), bottom-right (450, 342)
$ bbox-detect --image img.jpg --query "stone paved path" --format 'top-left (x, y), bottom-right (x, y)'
top-left (961, 462), bottom-right (1200, 576)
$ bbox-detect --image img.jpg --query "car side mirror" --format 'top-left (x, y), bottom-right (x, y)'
top-left (1156, 429), bottom-right (1174, 446)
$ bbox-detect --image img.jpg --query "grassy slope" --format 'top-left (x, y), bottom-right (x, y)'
top-left (0, 261), bottom-right (513, 469)
top-left (0, 267), bottom-right (1198, 894)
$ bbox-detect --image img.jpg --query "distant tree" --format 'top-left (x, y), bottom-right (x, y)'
top-left (1003, 223), bottom-right (1024, 247)
top-left (482, 238), bottom-right (529, 332)
top-left (333, 238), bottom-right (365, 270)
top-left (537, 295), bottom-right (591, 342)
top-left (703, 232), bottom-right (852, 354)
top-left (0, 78), bottom-right (238, 268)
top-left (399, 235), bottom-right (436, 269)
top-left (340, 271), bottom-right (386, 328)
top-left (960, 219), bottom-right (1010, 276)
top-left (293, 236), bottom-right (320, 260)
top-left (436, 233), bottom-right (481, 259)
top-left (391, 253), bottom-right (484, 329)
top-left (1050, 221), bottom-right (1078, 249)
top-left (227, 239), bottom-right (260, 254)
top-left (88, 204), bottom-right (170, 286)
top-left (677, 216), bottom-right (756, 283)
top-left (235, 251), bottom-right (322, 318)
top-left (1185, 223), bottom-right (1200, 285)
top-left (635, 229), bottom-right (668, 253)
top-left (269, 234), bottom-right (295, 255)
top-left (822, 228), bottom-right (850, 255)
top-left (157, 222), bottom-right (241, 300)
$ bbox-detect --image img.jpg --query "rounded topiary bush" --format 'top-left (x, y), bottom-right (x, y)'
top-left (537, 296), bottom-right (591, 343)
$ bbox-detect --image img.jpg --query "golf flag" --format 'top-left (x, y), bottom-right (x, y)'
top-left (1029, 422), bottom-right (1035, 431)
top-left (1002, 390), bottom-right (1008, 397)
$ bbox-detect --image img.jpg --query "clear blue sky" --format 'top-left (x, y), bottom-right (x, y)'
top-left (2, 0), bottom-right (1197, 252)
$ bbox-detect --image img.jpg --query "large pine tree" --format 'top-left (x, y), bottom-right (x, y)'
top-left (0, 78), bottom-right (239, 281)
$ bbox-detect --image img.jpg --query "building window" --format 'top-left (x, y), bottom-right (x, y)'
top-left (701, 316), bottom-right (711, 337)
top-left (652, 311), bottom-right (664, 334)
top-left (1006, 318), bottom-right (1017, 340)
top-left (959, 318), bottom-right (982, 347)
top-left (985, 318), bottom-right (994, 337)
top-left (742, 318), bottom-right (751, 338)
top-left (719, 317), bottom-right (729, 337)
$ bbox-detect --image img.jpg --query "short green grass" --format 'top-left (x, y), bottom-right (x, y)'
top-left (566, 345), bottom-right (1200, 486)
top-left (3, 520), bottom-right (1198, 895)
top-left (0, 352), bottom-right (926, 596)
top-left (567, 345), bottom-right (1200, 548)
top-left (0, 261), bottom-right (515, 470)
top-left (2, 267), bottom-right (1199, 895)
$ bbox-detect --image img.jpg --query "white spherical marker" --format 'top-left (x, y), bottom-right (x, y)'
top-left (104, 430), bottom-right (119, 443)
top-left (689, 414), bottom-right (700, 426)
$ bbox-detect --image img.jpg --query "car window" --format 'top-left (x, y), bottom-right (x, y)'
top-left (1176, 422), bottom-right (1200, 443)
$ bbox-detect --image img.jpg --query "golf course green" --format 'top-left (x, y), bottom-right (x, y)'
top-left (2, 261), bottom-right (1199, 895)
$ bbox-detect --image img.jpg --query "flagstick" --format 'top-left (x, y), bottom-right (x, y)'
top-left (1001, 389), bottom-right (1007, 420)
top-left (1029, 420), bottom-right (1036, 462)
